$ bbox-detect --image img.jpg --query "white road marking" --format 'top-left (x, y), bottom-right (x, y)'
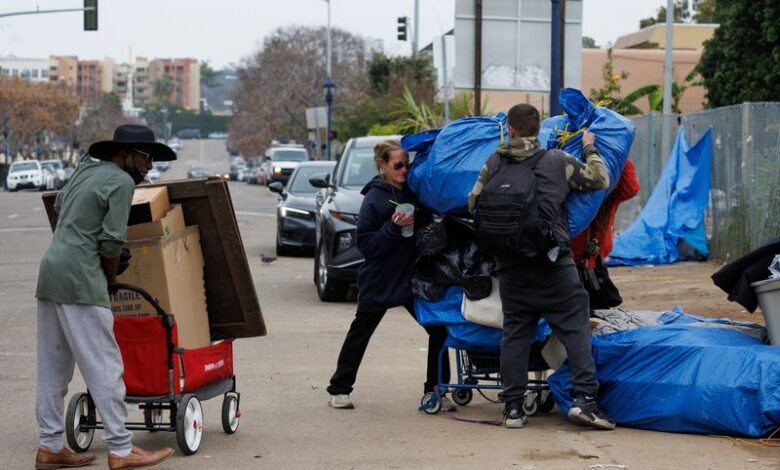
top-left (235, 210), bottom-right (275, 218)
top-left (8, 213), bottom-right (18, 219)
top-left (33, 207), bottom-right (42, 212)
top-left (0, 226), bottom-right (50, 233)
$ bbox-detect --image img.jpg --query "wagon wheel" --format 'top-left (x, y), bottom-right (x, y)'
top-left (65, 393), bottom-right (95, 452)
top-left (176, 394), bottom-right (203, 455)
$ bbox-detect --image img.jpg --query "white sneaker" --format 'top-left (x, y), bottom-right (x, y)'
top-left (328, 394), bottom-right (354, 409)
top-left (440, 396), bottom-right (458, 412)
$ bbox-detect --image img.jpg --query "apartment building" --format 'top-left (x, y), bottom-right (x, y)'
top-left (149, 58), bottom-right (201, 112)
top-left (0, 57), bottom-right (52, 82)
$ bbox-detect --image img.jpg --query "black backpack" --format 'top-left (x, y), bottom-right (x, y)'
top-left (475, 150), bottom-right (548, 258)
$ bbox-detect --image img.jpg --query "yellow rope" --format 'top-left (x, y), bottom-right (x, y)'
top-left (710, 427), bottom-right (780, 448)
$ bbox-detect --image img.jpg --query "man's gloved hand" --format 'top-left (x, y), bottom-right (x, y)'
top-left (117, 247), bottom-right (132, 276)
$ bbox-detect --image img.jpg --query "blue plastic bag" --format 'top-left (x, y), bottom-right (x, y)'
top-left (540, 88), bottom-right (635, 236)
top-left (414, 285), bottom-right (468, 326)
top-left (404, 113), bottom-right (507, 214)
top-left (609, 128), bottom-right (712, 265)
top-left (548, 324), bottom-right (780, 436)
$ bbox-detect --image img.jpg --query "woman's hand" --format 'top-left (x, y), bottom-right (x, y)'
top-left (392, 211), bottom-right (415, 227)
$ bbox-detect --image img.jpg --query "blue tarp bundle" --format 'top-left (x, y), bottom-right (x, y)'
top-left (548, 324), bottom-right (780, 437)
top-left (403, 113), bottom-right (507, 215)
top-left (539, 88), bottom-right (636, 236)
top-left (609, 128), bottom-right (712, 265)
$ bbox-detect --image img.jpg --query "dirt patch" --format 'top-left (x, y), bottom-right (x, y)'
top-left (610, 261), bottom-right (764, 324)
top-left (520, 449), bottom-right (600, 461)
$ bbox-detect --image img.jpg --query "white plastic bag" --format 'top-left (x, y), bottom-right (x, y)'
top-left (461, 277), bottom-right (503, 328)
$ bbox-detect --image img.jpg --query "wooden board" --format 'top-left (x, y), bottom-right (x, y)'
top-left (42, 177), bottom-right (266, 339)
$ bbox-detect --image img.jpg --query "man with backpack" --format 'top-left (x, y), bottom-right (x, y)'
top-left (468, 104), bottom-right (615, 430)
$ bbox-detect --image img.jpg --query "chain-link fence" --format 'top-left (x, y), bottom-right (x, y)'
top-left (615, 102), bottom-right (780, 262)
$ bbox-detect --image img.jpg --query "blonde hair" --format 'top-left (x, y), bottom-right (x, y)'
top-left (373, 139), bottom-right (404, 182)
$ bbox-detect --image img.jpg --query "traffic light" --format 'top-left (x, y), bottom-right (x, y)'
top-left (84, 0), bottom-right (98, 31)
top-left (397, 16), bottom-right (408, 41)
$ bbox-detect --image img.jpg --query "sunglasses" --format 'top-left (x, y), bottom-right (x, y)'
top-left (391, 161), bottom-right (411, 171)
top-left (131, 148), bottom-right (153, 165)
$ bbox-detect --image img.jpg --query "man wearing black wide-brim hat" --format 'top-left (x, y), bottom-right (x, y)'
top-left (33, 125), bottom-right (176, 470)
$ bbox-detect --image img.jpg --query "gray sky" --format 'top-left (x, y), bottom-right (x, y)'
top-left (0, 0), bottom-right (664, 68)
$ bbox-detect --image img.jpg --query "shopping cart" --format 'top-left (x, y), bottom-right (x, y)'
top-left (64, 284), bottom-right (240, 456)
top-left (419, 321), bottom-right (555, 417)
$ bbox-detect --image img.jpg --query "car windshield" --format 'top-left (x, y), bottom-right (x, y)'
top-left (288, 166), bottom-right (332, 194)
top-left (272, 149), bottom-right (308, 162)
top-left (42, 161), bottom-right (62, 170)
top-left (191, 165), bottom-right (206, 172)
top-left (41, 163), bottom-right (56, 171)
top-left (12, 162), bottom-right (38, 172)
top-left (341, 147), bottom-right (377, 188)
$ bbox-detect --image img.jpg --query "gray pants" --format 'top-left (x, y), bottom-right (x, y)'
top-left (498, 262), bottom-right (598, 404)
top-left (36, 300), bottom-right (132, 454)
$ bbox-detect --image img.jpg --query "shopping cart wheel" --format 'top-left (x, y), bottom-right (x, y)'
top-left (176, 394), bottom-right (203, 455)
top-left (420, 392), bottom-right (441, 415)
top-left (144, 405), bottom-right (165, 432)
top-left (221, 393), bottom-right (240, 434)
top-left (452, 388), bottom-right (473, 406)
top-left (65, 393), bottom-right (94, 452)
top-left (522, 392), bottom-right (540, 416)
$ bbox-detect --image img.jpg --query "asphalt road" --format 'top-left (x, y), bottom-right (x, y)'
top-left (0, 140), bottom-right (776, 469)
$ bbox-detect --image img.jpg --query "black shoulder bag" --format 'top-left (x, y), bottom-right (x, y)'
top-left (577, 231), bottom-right (623, 310)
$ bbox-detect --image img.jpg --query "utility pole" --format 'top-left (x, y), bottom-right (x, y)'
top-left (661, 0), bottom-right (674, 160)
top-left (413, 0), bottom-right (420, 56)
top-left (473, 0), bottom-right (482, 116)
top-left (442, 35), bottom-right (451, 124)
top-left (550, 0), bottom-right (565, 116)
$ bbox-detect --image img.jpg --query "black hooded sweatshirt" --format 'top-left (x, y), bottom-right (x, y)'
top-left (356, 177), bottom-right (431, 311)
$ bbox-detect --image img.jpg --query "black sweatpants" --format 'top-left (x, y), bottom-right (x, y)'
top-left (327, 302), bottom-right (451, 396)
top-left (498, 262), bottom-right (598, 404)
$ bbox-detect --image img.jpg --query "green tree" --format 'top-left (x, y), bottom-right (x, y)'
top-left (153, 75), bottom-right (174, 105)
top-left (698, 0), bottom-right (780, 107)
top-left (692, 0), bottom-right (716, 23)
top-left (582, 36), bottom-right (598, 48)
top-left (639, 0), bottom-right (691, 29)
top-left (200, 61), bottom-right (218, 88)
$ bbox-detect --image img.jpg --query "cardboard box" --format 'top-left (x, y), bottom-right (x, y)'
top-left (126, 204), bottom-right (185, 241)
top-left (111, 226), bottom-right (210, 349)
top-left (129, 186), bottom-right (170, 225)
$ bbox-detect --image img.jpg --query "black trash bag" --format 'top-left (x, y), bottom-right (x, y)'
top-left (416, 221), bottom-right (448, 257)
top-left (434, 239), bottom-right (494, 301)
top-left (412, 257), bottom-right (449, 301)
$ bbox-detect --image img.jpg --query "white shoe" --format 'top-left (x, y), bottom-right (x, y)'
top-left (440, 395), bottom-right (458, 412)
top-left (328, 394), bottom-right (354, 409)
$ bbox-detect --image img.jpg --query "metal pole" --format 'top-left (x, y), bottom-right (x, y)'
top-left (442, 35), bottom-right (450, 124)
top-left (0, 7), bottom-right (94, 19)
top-left (661, 0), bottom-right (674, 159)
top-left (325, 0), bottom-right (333, 161)
top-left (473, 0), bottom-right (482, 116)
top-left (413, 0), bottom-right (420, 56)
top-left (550, 0), bottom-right (563, 116)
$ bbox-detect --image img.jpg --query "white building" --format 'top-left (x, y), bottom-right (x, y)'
top-left (0, 57), bottom-right (52, 82)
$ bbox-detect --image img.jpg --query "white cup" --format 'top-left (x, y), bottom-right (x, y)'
top-left (395, 203), bottom-right (415, 238)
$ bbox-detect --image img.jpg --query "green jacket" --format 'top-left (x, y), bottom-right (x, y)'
top-left (36, 158), bottom-right (134, 308)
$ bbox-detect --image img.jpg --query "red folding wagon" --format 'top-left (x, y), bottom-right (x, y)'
top-left (65, 284), bottom-right (240, 455)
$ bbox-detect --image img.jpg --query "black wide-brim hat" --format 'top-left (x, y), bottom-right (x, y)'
top-left (88, 124), bottom-right (177, 162)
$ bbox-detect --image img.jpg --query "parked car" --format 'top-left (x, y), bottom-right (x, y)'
top-left (40, 159), bottom-right (67, 189)
top-left (167, 138), bottom-right (182, 152)
top-left (255, 158), bottom-right (272, 186)
top-left (208, 132), bottom-right (228, 139)
top-left (270, 161), bottom-right (336, 256)
top-left (154, 161), bottom-right (171, 172)
top-left (146, 168), bottom-right (162, 183)
top-left (63, 167), bottom-right (76, 183)
top-left (177, 128), bottom-right (201, 140)
top-left (6, 160), bottom-right (44, 191)
top-left (311, 135), bottom-right (399, 301)
top-left (187, 164), bottom-right (210, 179)
top-left (264, 143), bottom-right (310, 186)
top-left (229, 157), bottom-right (247, 181)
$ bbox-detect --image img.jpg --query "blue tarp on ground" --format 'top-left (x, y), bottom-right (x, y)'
top-left (548, 323), bottom-right (780, 437)
top-left (609, 128), bottom-right (713, 265)
top-left (403, 113), bottom-right (507, 215)
top-left (539, 88), bottom-right (636, 236)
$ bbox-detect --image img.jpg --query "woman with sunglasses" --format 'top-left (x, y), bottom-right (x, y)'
top-left (327, 140), bottom-right (454, 411)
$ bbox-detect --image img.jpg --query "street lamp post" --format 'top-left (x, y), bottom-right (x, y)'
top-left (323, 0), bottom-right (335, 161)
top-left (324, 79), bottom-right (335, 161)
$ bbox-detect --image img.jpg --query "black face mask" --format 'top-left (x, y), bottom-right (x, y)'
top-left (129, 167), bottom-right (145, 185)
